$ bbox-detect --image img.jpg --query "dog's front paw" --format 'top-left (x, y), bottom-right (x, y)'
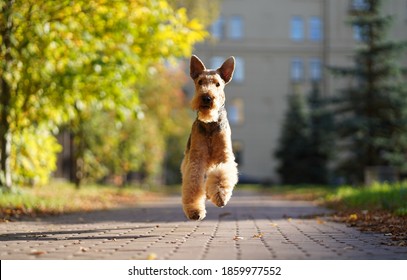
top-left (209, 189), bottom-right (232, 208)
top-left (183, 204), bottom-right (206, 221)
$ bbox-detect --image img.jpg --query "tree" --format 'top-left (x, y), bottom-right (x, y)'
top-left (72, 64), bottom-right (192, 187)
top-left (0, 0), bottom-right (206, 189)
top-left (275, 84), bottom-right (334, 185)
top-left (306, 82), bottom-right (335, 184)
top-left (329, 0), bottom-right (407, 183)
top-left (275, 92), bottom-right (311, 184)
top-left (12, 126), bottom-right (62, 186)
top-left (137, 64), bottom-right (192, 185)
top-left (168, 0), bottom-right (221, 27)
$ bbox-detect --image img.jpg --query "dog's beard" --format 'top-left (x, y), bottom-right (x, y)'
top-left (197, 108), bottom-right (219, 123)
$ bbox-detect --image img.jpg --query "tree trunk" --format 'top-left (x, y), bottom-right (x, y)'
top-left (71, 110), bottom-right (86, 189)
top-left (0, 0), bottom-right (15, 190)
top-left (0, 79), bottom-right (12, 190)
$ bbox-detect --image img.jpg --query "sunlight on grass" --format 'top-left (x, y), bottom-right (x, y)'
top-left (0, 181), bottom-right (151, 218)
top-left (240, 182), bottom-right (407, 216)
top-left (326, 182), bottom-right (407, 215)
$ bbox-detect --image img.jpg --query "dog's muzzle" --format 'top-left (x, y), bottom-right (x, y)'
top-left (201, 95), bottom-right (212, 108)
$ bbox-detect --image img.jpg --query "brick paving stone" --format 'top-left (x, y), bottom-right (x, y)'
top-left (1, 191), bottom-right (406, 260)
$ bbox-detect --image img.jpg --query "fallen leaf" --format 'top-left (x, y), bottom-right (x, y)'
top-left (316, 217), bottom-right (325, 224)
top-left (398, 241), bottom-right (406, 246)
top-left (270, 223), bottom-right (278, 227)
top-left (252, 233), bottom-right (263, 238)
top-left (233, 236), bottom-right (244, 241)
top-left (349, 214), bottom-right (358, 221)
top-left (30, 250), bottom-right (47, 256)
top-left (147, 253), bottom-right (157, 260)
top-left (80, 247), bottom-right (88, 252)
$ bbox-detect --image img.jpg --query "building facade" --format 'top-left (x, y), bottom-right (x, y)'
top-left (191, 0), bottom-right (407, 183)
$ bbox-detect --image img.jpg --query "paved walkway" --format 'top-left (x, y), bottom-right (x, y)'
top-left (1, 191), bottom-right (406, 260)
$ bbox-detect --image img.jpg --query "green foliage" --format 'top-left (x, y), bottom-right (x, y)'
top-left (137, 65), bottom-right (192, 184)
top-left (72, 65), bottom-right (192, 186)
top-left (275, 85), bottom-right (334, 185)
top-left (326, 182), bottom-right (407, 215)
top-left (306, 84), bottom-right (335, 184)
top-left (168, 0), bottom-right (221, 27)
top-left (0, 0), bottom-right (207, 188)
top-left (275, 92), bottom-right (310, 184)
top-left (12, 127), bottom-right (61, 186)
top-left (329, 0), bottom-right (407, 183)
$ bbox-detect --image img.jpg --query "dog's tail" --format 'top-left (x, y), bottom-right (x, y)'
top-left (205, 162), bottom-right (238, 207)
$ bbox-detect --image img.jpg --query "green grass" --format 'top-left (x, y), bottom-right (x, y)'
top-left (0, 180), bottom-right (151, 218)
top-left (251, 182), bottom-right (407, 216)
top-left (325, 182), bottom-right (407, 215)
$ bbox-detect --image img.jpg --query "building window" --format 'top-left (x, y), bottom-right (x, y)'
top-left (227, 98), bottom-right (244, 125)
top-left (309, 58), bottom-right (322, 81)
top-left (290, 16), bottom-right (304, 41)
top-left (309, 16), bottom-right (322, 41)
top-left (351, 0), bottom-right (370, 11)
top-left (291, 58), bottom-right (304, 82)
top-left (211, 16), bottom-right (226, 40)
top-left (229, 15), bottom-right (244, 40)
top-left (353, 24), bottom-right (368, 42)
top-left (353, 24), bottom-right (362, 41)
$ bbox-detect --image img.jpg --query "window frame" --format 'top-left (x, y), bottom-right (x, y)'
top-left (309, 16), bottom-right (323, 42)
top-left (309, 58), bottom-right (322, 81)
top-left (290, 58), bottom-right (304, 82)
top-left (211, 16), bottom-right (226, 40)
top-left (290, 15), bottom-right (305, 41)
top-left (229, 15), bottom-right (244, 40)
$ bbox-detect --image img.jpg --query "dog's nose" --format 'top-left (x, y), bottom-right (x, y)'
top-left (201, 95), bottom-right (212, 105)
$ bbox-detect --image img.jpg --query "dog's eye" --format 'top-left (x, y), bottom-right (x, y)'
top-left (216, 82), bottom-right (220, 87)
top-left (198, 80), bottom-right (203, 85)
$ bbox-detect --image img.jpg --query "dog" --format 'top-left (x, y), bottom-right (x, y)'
top-left (181, 55), bottom-right (238, 220)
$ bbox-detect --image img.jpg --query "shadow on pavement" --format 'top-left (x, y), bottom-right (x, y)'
top-left (15, 191), bottom-right (330, 225)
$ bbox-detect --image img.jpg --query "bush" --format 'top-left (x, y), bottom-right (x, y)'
top-left (12, 127), bottom-right (61, 186)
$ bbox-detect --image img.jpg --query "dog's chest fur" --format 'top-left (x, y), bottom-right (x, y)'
top-left (186, 107), bottom-right (228, 154)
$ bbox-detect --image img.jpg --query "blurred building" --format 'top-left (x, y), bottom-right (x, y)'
top-left (191, 0), bottom-right (407, 183)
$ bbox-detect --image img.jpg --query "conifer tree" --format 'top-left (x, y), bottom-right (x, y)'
top-left (329, 0), bottom-right (407, 183)
top-left (275, 84), bottom-right (334, 185)
top-left (275, 92), bottom-right (310, 184)
top-left (307, 83), bottom-right (335, 184)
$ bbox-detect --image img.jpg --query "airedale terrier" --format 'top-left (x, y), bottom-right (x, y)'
top-left (181, 55), bottom-right (238, 220)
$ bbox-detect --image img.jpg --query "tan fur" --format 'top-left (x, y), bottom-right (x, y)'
top-left (181, 55), bottom-right (238, 220)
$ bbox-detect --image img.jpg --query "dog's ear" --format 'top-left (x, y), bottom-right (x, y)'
top-left (190, 55), bottom-right (206, 80)
top-left (217, 56), bottom-right (235, 84)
